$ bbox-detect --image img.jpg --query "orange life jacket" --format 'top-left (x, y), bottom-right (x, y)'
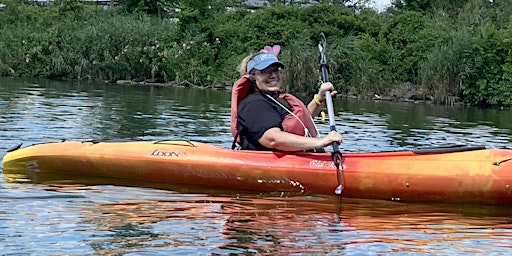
top-left (230, 75), bottom-right (318, 143)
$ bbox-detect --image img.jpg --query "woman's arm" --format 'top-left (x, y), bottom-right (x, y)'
top-left (307, 82), bottom-right (337, 116)
top-left (258, 127), bottom-right (342, 151)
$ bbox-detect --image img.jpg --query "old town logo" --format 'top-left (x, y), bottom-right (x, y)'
top-left (151, 149), bottom-right (187, 157)
top-left (309, 160), bottom-right (336, 168)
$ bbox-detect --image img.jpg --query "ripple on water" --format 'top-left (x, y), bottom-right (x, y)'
top-left (1, 78), bottom-right (512, 255)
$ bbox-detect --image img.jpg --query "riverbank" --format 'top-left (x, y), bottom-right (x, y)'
top-left (2, 1), bottom-right (512, 106)
top-left (114, 78), bottom-right (451, 106)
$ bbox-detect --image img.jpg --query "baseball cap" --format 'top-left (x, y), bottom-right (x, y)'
top-left (247, 53), bottom-right (284, 73)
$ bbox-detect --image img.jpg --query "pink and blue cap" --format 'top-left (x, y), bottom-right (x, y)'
top-left (246, 46), bottom-right (285, 73)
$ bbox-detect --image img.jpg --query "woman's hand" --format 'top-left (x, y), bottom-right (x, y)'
top-left (317, 82), bottom-right (337, 103)
top-left (319, 130), bottom-right (343, 148)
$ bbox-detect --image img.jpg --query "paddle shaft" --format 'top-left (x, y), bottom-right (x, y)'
top-left (318, 33), bottom-right (344, 195)
top-left (320, 65), bottom-right (339, 152)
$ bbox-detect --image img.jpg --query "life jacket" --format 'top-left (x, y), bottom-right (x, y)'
top-left (279, 93), bottom-right (319, 138)
top-left (230, 75), bottom-right (319, 145)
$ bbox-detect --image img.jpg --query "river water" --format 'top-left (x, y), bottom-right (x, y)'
top-left (1, 77), bottom-right (512, 255)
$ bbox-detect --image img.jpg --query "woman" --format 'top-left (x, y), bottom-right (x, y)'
top-left (230, 45), bottom-right (343, 151)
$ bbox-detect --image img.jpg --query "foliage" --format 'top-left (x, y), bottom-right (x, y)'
top-left (390, 0), bottom-right (471, 16)
top-left (118, 0), bottom-right (174, 17)
top-left (0, 2), bottom-right (220, 85)
top-left (459, 24), bottom-right (512, 106)
top-left (391, 0), bottom-right (433, 14)
top-left (205, 4), bottom-right (362, 82)
top-left (418, 28), bottom-right (473, 103)
top-left (379, 11), bottom-right (450, 85)
top-left (1, 0), bottom-right (512, 106)
top-left (278, 34), bottom-right (319, 95)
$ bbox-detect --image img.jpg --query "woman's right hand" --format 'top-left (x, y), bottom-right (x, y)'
top-left (319, 131), bottom-right (343, 148)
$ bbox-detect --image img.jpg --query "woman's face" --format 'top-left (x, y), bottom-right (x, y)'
top-left (253, 64), bottom-right (282, 93)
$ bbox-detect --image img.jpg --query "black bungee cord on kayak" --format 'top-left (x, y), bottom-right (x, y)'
top-left (318, 33), bottom-right (345, 195)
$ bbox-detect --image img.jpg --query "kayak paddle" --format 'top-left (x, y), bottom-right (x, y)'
top-left (318, 33), bottom-right (345, 195)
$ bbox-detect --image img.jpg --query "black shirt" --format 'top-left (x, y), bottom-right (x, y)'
top-left (237, 93), bottom-right (289, 151)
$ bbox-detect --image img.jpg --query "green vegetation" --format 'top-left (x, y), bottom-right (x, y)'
top-left (1, 0), bottom-right (512, 106)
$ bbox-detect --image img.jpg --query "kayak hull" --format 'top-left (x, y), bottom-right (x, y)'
top-left (3, 140), bottom-right (512, 204)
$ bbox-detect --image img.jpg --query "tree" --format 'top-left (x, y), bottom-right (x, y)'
top-left (391, 0), bottom-right (433, 13)
top-left (391, 0), bottom-right (471, 17)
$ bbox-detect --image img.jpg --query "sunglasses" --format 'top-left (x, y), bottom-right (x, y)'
top-left (256, 67), bottom-right (282, 76)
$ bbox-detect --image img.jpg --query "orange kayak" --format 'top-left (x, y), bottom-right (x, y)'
top-left (3, 140), bottom-right (512, 204)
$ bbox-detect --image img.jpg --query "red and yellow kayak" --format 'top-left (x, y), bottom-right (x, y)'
top-left (3, 140), bottom-right (512, 204)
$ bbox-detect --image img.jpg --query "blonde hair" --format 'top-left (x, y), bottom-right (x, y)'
top-left (237, 53), bottom-right (258, 76)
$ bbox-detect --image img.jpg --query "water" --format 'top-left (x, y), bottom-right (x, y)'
top-left (1, 77), bottom-right (512, 255)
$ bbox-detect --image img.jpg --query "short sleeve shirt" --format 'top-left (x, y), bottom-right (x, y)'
top-left (237, 93), bottom-right (289, 150)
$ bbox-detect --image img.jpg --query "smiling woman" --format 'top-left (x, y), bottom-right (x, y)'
top-left (230, 45), bottom-right (343, 152)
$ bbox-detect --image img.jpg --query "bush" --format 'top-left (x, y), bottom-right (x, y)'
top-left (460, 24), bottom-right (512, 105)
top-left (2, 1), bottom-right (512, 106)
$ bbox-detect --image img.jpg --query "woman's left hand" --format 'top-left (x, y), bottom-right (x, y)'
top-left (318, 82), bottom-right (337, 102)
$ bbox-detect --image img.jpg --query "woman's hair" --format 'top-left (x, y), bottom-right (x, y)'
top-left (237, 53), bottom-right (258, 76)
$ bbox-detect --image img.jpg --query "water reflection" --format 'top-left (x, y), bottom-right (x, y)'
top-left (5, 180), bottom-right (512, 255)
top-left (1, 77), bottom-right (511, 152)
top-left (2, 77), bottom-right (512, 255)
top-left (337, 99), bottom-right (511, 151)
top-left (1, 78), bottom-right (234, 149)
